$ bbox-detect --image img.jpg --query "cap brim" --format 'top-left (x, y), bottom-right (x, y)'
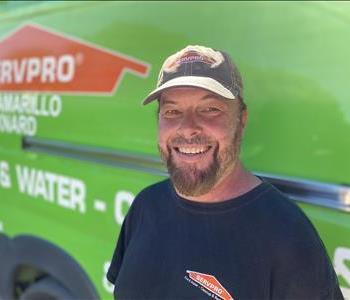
top-left (142, 76), bottom-right (236, 105)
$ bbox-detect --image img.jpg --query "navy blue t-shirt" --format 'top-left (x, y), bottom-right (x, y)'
top-left (107, 180), bottom-right (343, 300)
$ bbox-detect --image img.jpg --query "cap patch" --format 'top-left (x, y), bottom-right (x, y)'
top-left (158, 45), bottom-right (224, 85)
top-left (143, 44), bottom-right (242, 105)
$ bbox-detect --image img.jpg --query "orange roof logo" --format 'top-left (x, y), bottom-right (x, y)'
top-left (0, 23), bottom-right (150, 94)
top-left (186, 270), bottom-right (234, 300)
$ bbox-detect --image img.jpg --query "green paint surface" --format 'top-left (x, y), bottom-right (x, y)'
top-left (0, 1), bottom-right (349, 298)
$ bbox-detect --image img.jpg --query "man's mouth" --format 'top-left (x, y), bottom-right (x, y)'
top-left (173, 146), bottom-right (212, 156)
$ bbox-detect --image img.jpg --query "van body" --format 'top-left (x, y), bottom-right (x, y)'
top-left (0, 1), bottom-right (349, 299)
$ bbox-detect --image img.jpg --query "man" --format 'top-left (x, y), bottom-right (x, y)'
top-left (107, 45), bottom-right (343, 300)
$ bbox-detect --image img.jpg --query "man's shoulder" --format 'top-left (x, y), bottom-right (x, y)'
top-left (258, 185), bottom-right (342, 299)
top-left (131, 178), bottom-right (172, 209)
top-left (256, 182), bottom-right (325, 251)
top-left (256, 181), bottom-right (308, 221)
top-left (137, 178), bottom-right (171, 198)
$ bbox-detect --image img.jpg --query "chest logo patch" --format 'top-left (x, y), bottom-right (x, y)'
top-left (184, 270), bottom-right (234, 300)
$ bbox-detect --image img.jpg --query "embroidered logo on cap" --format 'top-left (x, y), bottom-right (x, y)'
top-left (157, 45), bottom-right (224, 86)
top-left (162, 45), bottom-right (224, 73)
top-left (184, 270), bottom-right (234, 300)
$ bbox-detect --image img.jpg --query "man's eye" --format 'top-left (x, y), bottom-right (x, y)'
top-left (163, 109), bottom-right (181, 117)
top-left (201, 107), bottom-right (221, 113)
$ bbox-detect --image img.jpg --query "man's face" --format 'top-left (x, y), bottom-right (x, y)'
top-left (158, 87), bottom-right (246, 197)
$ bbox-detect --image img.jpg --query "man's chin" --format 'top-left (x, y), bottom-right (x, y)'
top-left (171, 160), bottom-right (212, 173)
top-left (167, 160), bottom-right (220, 197)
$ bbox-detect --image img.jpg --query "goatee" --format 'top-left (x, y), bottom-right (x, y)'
top-left (167, 145), bottom-right (221, 196)
top-left (159, 140), bottom-right (236, 197)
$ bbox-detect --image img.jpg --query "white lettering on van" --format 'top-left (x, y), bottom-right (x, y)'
top-left (0, 114), bottom-right (36, 136)
top-left (0, 93), bottom-right (62, 117)
top-left (0, 161), bottom-right (11, 188)
top-left (0, 55), bottom-right (76, 84)
top-left (26, 58), bottom-right (41, 83)
top-left (114, 191), bottom-right (134, 225)
top-left (0, 93), bottom-right (62, 136)
top-left (56, 55), bottom-right (75, 82)
top-left (103, 261), bottom-right (114, 293)
top-left (16, 165), bottom-right (86, 213)
top-left (334, 247), bottom-right (350, 297)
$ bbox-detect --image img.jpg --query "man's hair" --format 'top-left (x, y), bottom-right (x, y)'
top-left (237, 96), bottom-right (247, 117)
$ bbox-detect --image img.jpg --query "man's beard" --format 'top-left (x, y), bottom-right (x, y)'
top-left (159, 132), bottom-right (240, 197)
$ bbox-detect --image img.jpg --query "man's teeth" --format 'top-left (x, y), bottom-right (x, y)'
top-left (178, 147), bottom-right (209, 154)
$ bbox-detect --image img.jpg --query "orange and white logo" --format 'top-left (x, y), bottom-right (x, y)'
top-left (157, 45), bottom-right (224, 86)
top-left (185, 270), bottom-right (234, 300)
top-left (162, 45), bottom-right (224, 73)
top-left (0, 23), bottom-right (149, 94)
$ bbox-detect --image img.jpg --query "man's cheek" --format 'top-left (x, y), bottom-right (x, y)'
top-left (158, 139), bottom-right (170, 160)
top-left (158, 137), bottom-right (167, 151)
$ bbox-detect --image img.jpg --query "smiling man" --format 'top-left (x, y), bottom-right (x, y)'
top-left (107, 45), bottom-right (343, 300)
top-left (157, 87), bottom-right (260, 203)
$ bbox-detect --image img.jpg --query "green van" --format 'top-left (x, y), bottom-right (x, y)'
top-left (0, 1), bottom-right (349, 299)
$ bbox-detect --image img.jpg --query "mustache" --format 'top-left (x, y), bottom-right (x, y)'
top-left (169, 135), bottom-right (213, 146)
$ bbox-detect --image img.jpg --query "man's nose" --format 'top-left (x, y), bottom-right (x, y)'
top-left (176, 111), bottom-right (202, 139)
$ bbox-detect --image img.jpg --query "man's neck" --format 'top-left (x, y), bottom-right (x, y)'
top-left (176, 161), bottom-right (262, 203)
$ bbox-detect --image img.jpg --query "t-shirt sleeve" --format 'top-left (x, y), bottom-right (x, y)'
top-left (270, 221), bottom-right (344, 300)
top-left (106, 195), bottom-right (142, 284)
top-left (106, 218), bottom-right (127, 284)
